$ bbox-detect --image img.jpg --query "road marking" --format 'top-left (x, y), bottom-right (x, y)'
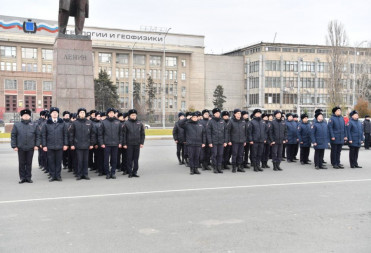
top-left (1, 178), bottom-right (371, 205)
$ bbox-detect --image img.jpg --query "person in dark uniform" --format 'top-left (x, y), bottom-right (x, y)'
top-left (206, 108), bottom-right (227, 174)
top-left (227, 109), bottom-right (247, 173)
top-left (248, 109), bottom-right (268, 172)
top-left (269, 110), bottom-right (286, 171)
top-left (221, 111), bottom-right (232, 170)
top-left (281, 112), bottom-right (287, 160)
top-left (116, 112), bottom-right (124, 172)
top-left (68, 113), bottom-right (78, 175)
top-left (183, 112), bottom-right (191, 167)
top-left (122, 109), bottom-right (145, 178)
top-left (11, 109), bottom-right (40, 183)
top-left (328, 106), bottom-right (347, 169)
top-left (362, 115), bottom-right (371, 149)
top-left (311, 112), bottom-right (329, 170)
top-left (261, 113), bottom-right (271, 169)
top-left (173, 112), bottom-right (186, 165)
top-left (347, 110), bottom-right (364, 168)
top-left (98, 108), bottom-right (122, 179)
top-left (285, 113), bottom-right (299, 163)
top-left (41, 107), bottom-right (68, 181)
top-left (92, 112), bottom-right (104, 176)
top-left (292, 114), bottom-right (300, 160)
top-left (200, 109), bottom-right (211, 170)
top-left (69, 108), bottom-right (95, 180)
top-left (297, 114), bottom-right (311, 165)
top-left (88, 109), bottom-right (97, 171)
top-left (178, 112), bottom-right (206, 175)
top-left (62, 111), bottom-right (71, 170)
top-left (36, 110), bottom-right (48, 172)
top-left (241, 111), bottom-right (251, 168)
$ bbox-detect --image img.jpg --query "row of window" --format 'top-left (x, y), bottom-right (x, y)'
top-left (0, 46), bottom-right (53, 60)
top-left (5, 95), bottom-right (52, 112)
top-left (117, 82), bottom-right (186, 97)
top-left (0, 62), bottom-right (53, 73)
top-left (98, 53), bottom-right (185, 67)
top-left (4, 79), bottom-right (52, 91)
top-left (262, 93), bottom-right (352, 106)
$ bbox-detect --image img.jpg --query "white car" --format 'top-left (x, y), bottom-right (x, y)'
top-left (145, 124), bottom-right (150, 129)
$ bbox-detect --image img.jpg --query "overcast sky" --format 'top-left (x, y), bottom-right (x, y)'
top-left (1, 0), bottom-right (370, 53)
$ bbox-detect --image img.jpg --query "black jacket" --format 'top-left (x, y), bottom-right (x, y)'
top-left (11, 120), bottom-right (40, 150)
top-left (41, 118), bottom-right (68, 150)
top-left (98, 117), bottom-right (122, 146)
top-left (173, 121), bottom-right (185, 143)
top-left (248, 117), bottom-right (268, 143)
top-left (91, 118), bottom-right (101, 145)
top-left (178, 119), bottom-right (206, 146)
top-left (200, 118), bottom-right (210, 143)
top-left (363, 119), bottom-right (371, 134)
top-left (69, 118), bottom-right (96, 149)
top-left (227, 117), bottom-right (247, 144)
top-left (122, 119), bottom-right (145, 146)
top-left (206, 117), bottom-right (228, 145)
top-left (269, 119), bottom-right (287, 144)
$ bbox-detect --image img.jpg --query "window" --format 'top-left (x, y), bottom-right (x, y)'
top-left (283, 77), bottom-right (297, 88)
top-left (98, 53), bottom-right (112, 63)
top-left (265, 77), bottom-right (281, 88)
top-left (42, 64), bottom-right (52, 73)
top-left (24, 80), bottom-right (36, 90)
top-left (125, 69), bottom-right (129, 78)
top-left (134, 55), bottom-right (145, 65)
top-left (249, 61), bottom-right (259, 73)
top-left (300, 78), bottom-right (315, 88)
top-left (181, 60), bottom-right (186, 67)
top-left (181, 86), bottom-right (186, 98)
top-left (317, 49), bottom-right (331, 54)
top-left (317, 94), bottom-right (328, 104)
top-left (318, 78), bottom-right (326, 88)
top-left (284, 61), bottom-right (298, 72)
top-left (116, 54), bottom-right (129, 64)
top-left (249, 94), bottom-right (259, 105)
top-left (181, 73), bottom-right (186, 81)
top-left (265, 93), bottom-right (280, 104)
top-left (43, 96), bottom-right (52, 109)
top-left (300, 62), bottom-right (315, 72)
top-left (22, 48), bottom-right (37, 59)
top-left (181, 101), bottom-right (186, 110)
top-left (265, 60), bottom-right (281, 71)
top-left (43, 81), bottom-right (52, 91)
top-left (150, 56), bottom-right (161, 66)
top-left (22, 63), bottom-right (37, 72)
top-left (5, 95), bottom-right (17, 112)
top-left (166, 57), bottom-right (177, 67)
top-left (283, 94), bottom-right (297, 104)
top-left (5, 79), bottom-right (17, 89)
top-left (317, 62), bottom-right (326, 73)
top-left (266, 47), bottom-right (281, 52)
top-left (0, 46), bottom-right (16, 57)
top-left (282, 48), bottom-right (298, 52)
top-left (1, 62), bottom-right (17, 71)
top-left (42, 49), bottom-right (53, 60)
top-left (249, 77), bottom-right (259, 89)
top-left (299, 48), bottom-right (315, 53)
top-left (300, 94), bottom-right (315, 105)
top-left (24, 96), bottom-right (36, 112)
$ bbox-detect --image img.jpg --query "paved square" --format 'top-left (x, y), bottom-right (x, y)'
top-left (0, 140), bottom-right (370, 253)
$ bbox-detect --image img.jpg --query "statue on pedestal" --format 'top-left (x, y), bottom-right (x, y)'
top-left (58, 0), bottom-right (89, 35)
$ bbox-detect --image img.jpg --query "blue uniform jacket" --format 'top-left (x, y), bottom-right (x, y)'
top-left (311, 121), bottom-right (330, 149)
top-left (347, 118), bottom-right (364, 147)
top-left (297, 122), bottom-right (311, 147)
top-left (286, 120), bottom-right (298, 144)
top-left (328, 114), bottom-right (347, 144)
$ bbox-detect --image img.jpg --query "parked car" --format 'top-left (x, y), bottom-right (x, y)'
top-left (145, 124), bottom-right (150, 129)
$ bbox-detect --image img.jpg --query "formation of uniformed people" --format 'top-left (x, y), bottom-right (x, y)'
top-left (173, 106), bottom-right (366, 175)
top-left (11, 107), bottom-right (145, 183)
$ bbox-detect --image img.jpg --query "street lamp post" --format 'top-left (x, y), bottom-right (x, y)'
top-left (130, 42), bottom-right (137, 109)
top-left (161, 28), bottom-right (171, 129)
top-left (353, 40), bottom-right (367, 107)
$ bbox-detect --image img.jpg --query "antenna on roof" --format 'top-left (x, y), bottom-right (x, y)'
top-left (273, 32), bottom-right (277, 43)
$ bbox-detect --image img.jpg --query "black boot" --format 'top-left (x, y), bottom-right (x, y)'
top-left (257, 162), bottom-right (263, 172)
top-left (177, 156), bottom-right (182, 165)
top-left (273, 162), bottom-right (278, 171)
top-left (224, 164), bottom-right (231, 170)
top-left (185, 158), bottom-right (189, 167)
top-left (202, 162), bottom-right (211, 170)
top-left (190, 167), bottom-right (194, 175)
top-left (232, 165), bottom-right (237, 173)
top-left (261, 162), bottom-right (266, 168)
top-left (213, 165), bottom-right (218, 174)
top-left (237, 165), bottom-right (246, 172)
top-left (253, 163), bottom-right (259, 172)
top-left (264, 162), bottom-right (270, 168)
top-left (217, 165), bottom-right (223, 173)
top-left (194, 167), bottom-right (201, 174)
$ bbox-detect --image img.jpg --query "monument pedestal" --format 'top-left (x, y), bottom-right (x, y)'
top-left (53, 35), bottom-right (95, 112)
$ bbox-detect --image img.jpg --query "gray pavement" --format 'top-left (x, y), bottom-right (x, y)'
top-left (0, 140), bottom-right (371, 253)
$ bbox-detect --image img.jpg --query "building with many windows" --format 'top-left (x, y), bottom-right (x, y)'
top-left (225, 42), bottom-right (371, 117)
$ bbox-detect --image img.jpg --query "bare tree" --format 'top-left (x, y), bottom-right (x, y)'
top-left (326, 20), bottom-right (348, 109)
top-left (356, 42), bottom-right (371, 102)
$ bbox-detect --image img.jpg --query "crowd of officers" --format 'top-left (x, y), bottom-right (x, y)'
top-left (173, 106), bottom-right (368, 175)
top-left (11, 107), bottom-right (145, 184)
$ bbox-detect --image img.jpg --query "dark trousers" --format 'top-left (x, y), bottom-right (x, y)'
top-left (188, 146), bottom-right (202, 168)
top-left (201, 145), bottom-right (211, 164)
top-left (211, 144), bottom-right (224, 166)
top-left (232, 143), bottom-right (244, 165)
top-left (251, 142), bottom-right (264, 165)
top-left (38, 149), bottom-right (47, 168)
top-left (96, 148), bottom-right (104, 174)
top-left (88, 149), bottom-right (94, 169)
top-left (47, 149), bottom-right (63, 179)
top-left (286, 144), bottom-right (296, 161)
top-left (104, 146), bottom-right (118, 176)
top-left (349, 146), bottom-right (360, 167)
top-left (262, 143), bottom-right (270, 162)
top-left (58, 0), bottom-right (87, 35)
top-left (314, 149), bottom-right (325, 168)
top-left (76, 149), bottom-right (89, 177)
top-left (18, 149), bottom-right (34, 180)
top-left (176, 143), bottom-right (185, 161)
top-left (69, 149), bottom-right (77, 171)
top-left (127, 145), bottom-right (141, 175)
top-left (282, 143), bottom-right (286, 158)
top-left (294, 143), bottom-right (299, 158)
top-left (330, 144), bottom-right (343, 166)
top-left (243, 143), bottom-right (250, 164)
top-left (184, 144), bottom-right (189, 158)
top-left (62, 149), bottom-right (69, 167)
top-left (365, 133), bottom-right (370, 149)
top-left (223, 145), bottom-right (232, 165)
top-left (272, 144), bottom-right (283, 163)
top-left (300, 146), bottom-right (310, 163)
top-left (117, 148), bottom-right (127, 172)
